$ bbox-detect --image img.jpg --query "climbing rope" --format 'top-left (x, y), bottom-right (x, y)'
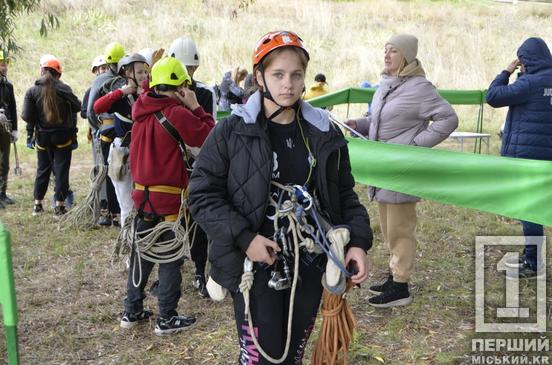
top-left (58, 141), bottom-right (107, 230)
top-left (239, 182), bottom-right (354, 364)
top-left (312, 280), bottom-right (357, 365)
top-left (129, 189), bottom-right (196, 288)
top-left (239, 215), bottom-right (301, 364)
top-left (111, 210), bottom-right (137, 265)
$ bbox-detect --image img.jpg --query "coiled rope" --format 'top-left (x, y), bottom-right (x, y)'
top-left (58, 141), bottom-right (107, 230)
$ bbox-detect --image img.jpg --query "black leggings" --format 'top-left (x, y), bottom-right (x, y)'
top-left (34, 145), bottom-right (72, 202)
top-left (232, 253), bottom-right (325, 365)
top-left (100, 139), bottom-right (120, 214)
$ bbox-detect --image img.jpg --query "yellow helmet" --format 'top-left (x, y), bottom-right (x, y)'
top-left (150, 57), bottom-right (191, 88)
top-left (104, 42), bottom-right (125, 64)
top-left (0, 50), bottom-right (9, 63)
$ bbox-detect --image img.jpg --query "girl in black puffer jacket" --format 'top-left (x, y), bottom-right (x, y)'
top-left (189, 31), bottom-right (372, 365)
top-left (22, 56), bottom-right (81, 217)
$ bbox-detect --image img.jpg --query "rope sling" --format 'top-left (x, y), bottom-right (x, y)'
top-left (111, 188), bottom-right (196, 288)
top-left (238, 182), bottom-right (357, 364)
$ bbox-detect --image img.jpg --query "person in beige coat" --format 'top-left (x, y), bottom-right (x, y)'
top-left (346, 34), bottom-right (458, 308)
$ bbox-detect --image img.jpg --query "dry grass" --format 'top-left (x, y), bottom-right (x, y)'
top-left (2, 0), bottom-right (552, 364)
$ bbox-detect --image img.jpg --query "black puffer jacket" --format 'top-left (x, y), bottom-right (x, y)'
top-left (189, 92), bottom-right (373, 292)
top-left (22, 78), bottom-right (81, 146)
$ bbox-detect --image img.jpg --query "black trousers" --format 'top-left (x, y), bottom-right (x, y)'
top-left (0, 130), bottom-right (10, 194)
top-left (232, 253), bottom-right (325, 365)
top-left (100, 139), bottom-right (120, 214)
top-left (34, 145), bottom-right (72, 202)
top-left (190, 222), bottom-right (208, 275)
top-left (124, 218), bottom-right (184, 318)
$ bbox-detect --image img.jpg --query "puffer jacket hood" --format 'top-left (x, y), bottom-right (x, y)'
top-left (486, 38), bottom-right (552, 160)
top-left (231, 90), bottom-right (330, 132)
top-left (517, 37), bottom-right (552, 74)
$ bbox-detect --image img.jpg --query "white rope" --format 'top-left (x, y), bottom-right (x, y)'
top-left (129, 190), bottom-right (194, 288)
top-left (111, 209), bottom-right (137, 265)
top-left (58, 139), bottom-right (106, 230)
top-left (58, 163), bottom-right (107, 230)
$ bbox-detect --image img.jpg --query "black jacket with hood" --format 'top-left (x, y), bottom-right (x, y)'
top-left (0, 76), bottom-right (18, 131)
top-left (22, 78), bottom-right (81, 146)
top-left (189, 91), bottom-right (373, 292)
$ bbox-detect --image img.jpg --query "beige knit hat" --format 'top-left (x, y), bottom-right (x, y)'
top-left (386, 34), bottom-right (418, 63)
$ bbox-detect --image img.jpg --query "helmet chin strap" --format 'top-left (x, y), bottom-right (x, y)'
top-left (259, 65), bottom-right (300, 120)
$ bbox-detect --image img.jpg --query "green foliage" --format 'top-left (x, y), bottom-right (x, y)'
top-left (0, 0), bottom-right (59, 55)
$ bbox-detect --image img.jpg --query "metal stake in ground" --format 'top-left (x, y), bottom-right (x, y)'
top-left (12, 142), bottom-right (21, 176)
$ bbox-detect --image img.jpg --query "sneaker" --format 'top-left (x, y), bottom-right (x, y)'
top-left (32, 204), bottom-right (44, 216)
top-left (154, 313), bottom-right (196, 336)
top-left (120, 310), bottom-right (153, 329)
top-left (0, 193), bottom-right (14, 205)
top-left (55, 191), bottom-right (75, 208)
top-left (505, 261), bottom-right (545, 280)
top-left (504, 255), bottom-right (526, 269)
top-left (368, 281), bottom-right (412, 308)
top-left (193, 274), bottom-right (210, 298)
top-left (369, 274), bottom-right (394, 295)
top-left (53, 205), bottom-right (67, 218)
top-left (98, 209), bottom-right (112, 226)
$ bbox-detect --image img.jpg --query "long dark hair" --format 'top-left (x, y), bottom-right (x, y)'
top-left (40, 68), bottom-right (61, 125)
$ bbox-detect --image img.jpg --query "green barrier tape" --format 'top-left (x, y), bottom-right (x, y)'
top-left (0, 223), bottom-right (17, 327)
top-left (308, 87), bottom-right (486, 107)
top-left (347, 138), bottom-right (552, 227)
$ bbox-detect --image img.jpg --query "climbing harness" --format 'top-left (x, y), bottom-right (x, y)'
top-left (238, 182), bottom-right (354, 363)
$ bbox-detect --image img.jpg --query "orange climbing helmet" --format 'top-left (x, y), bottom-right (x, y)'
top-left (40, 56), bottom-right (63, 74)
top-left (252, 31), bottom-right (309, 67)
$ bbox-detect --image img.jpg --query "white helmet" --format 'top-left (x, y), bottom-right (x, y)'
top-left (137, 48), bottom-right (154, 66)
top-left (91, 55), bottom-right (107, 72)
top-left (39, 54), bottom-right (56, 67)
top-left (168, 36), bottom-right (199, 66)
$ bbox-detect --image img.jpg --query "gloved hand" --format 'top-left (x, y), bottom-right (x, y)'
top-left (151, 48), bottom-right (165, 67)
top-left (10, 130), bottom-right (17, 142)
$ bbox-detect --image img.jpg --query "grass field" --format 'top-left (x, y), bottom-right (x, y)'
top-left (1, 0), bottom-right (552, 364)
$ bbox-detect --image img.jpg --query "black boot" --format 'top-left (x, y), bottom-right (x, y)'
top-left (368, 281), bottom-right (412, 308)
top-left (369, 274), bottom-right (394, 295)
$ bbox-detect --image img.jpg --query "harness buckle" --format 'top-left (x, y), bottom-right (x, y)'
top-left (292, 185), bottom-right (313, 211)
